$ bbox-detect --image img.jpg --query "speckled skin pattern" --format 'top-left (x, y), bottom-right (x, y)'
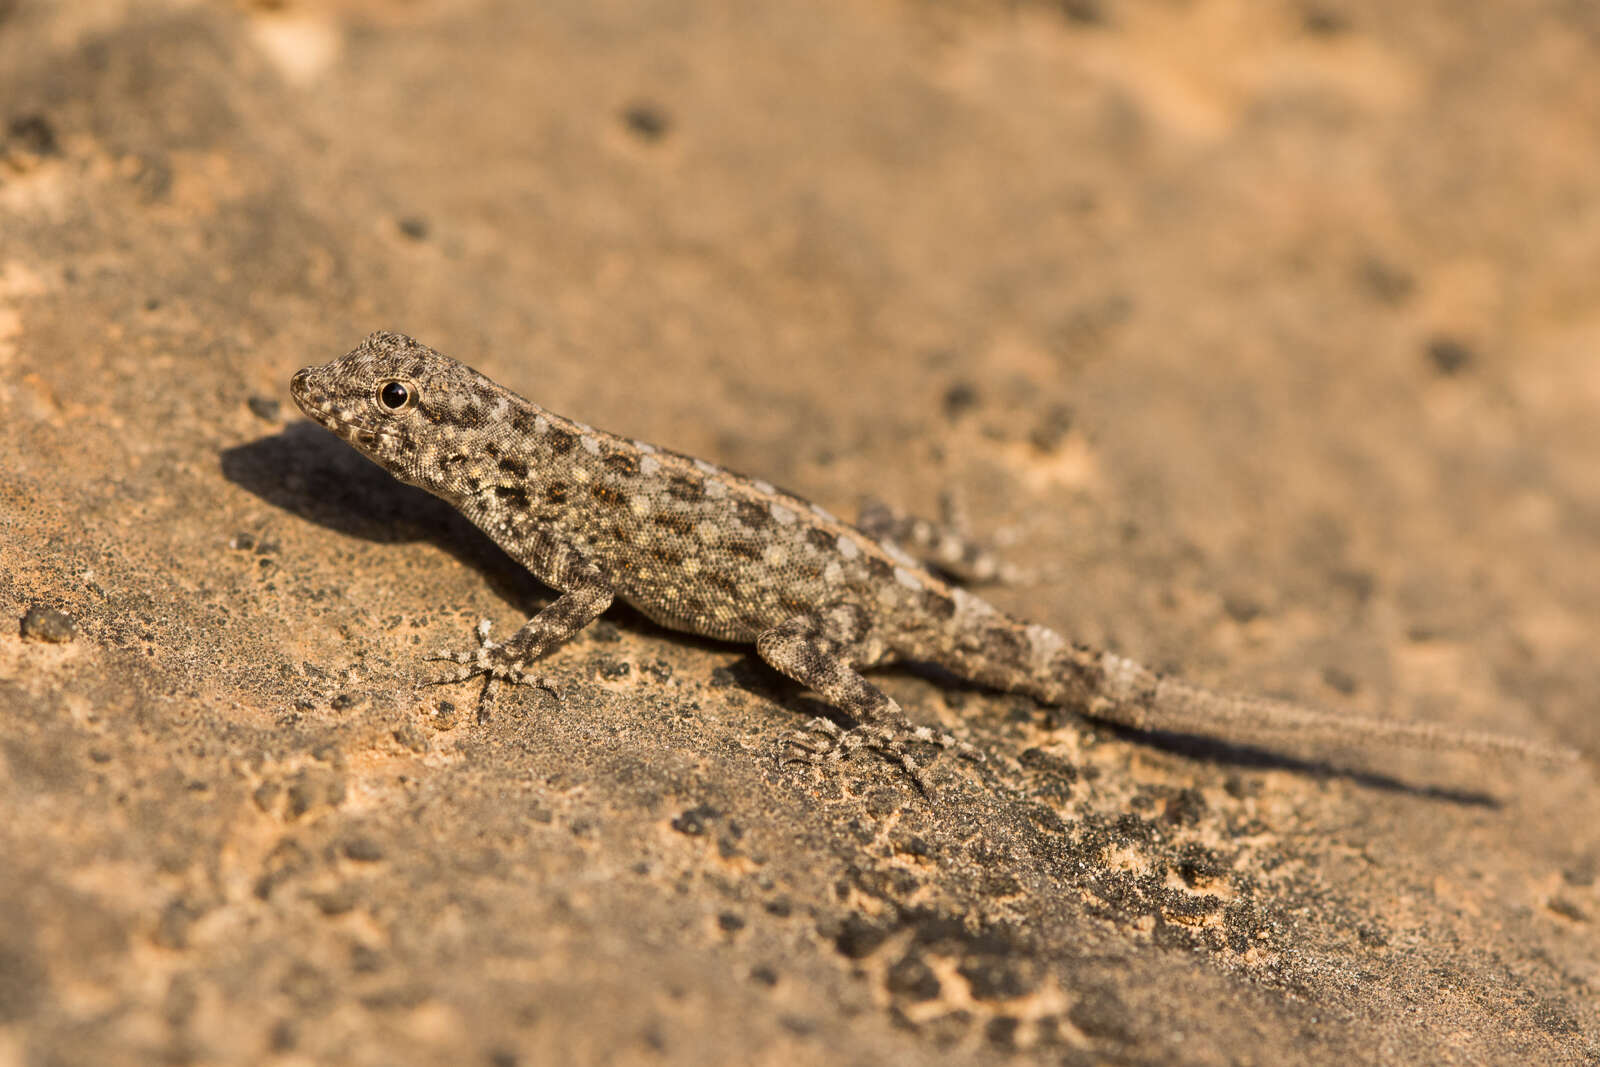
top-left (291, 332), bottom-right (1574, 787)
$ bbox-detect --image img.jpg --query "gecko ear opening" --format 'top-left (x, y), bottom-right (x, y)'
top-left (377, 380), bottom-right (415, 412)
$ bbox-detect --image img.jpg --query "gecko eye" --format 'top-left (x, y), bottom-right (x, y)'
top-left (377, 381), bottom-right (414, 412)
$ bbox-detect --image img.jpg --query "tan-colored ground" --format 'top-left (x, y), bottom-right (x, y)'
top-left (2, 1), bottom-right (1597, 1063)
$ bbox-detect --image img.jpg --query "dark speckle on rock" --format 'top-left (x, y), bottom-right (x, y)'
top-left (247, 395), bottom-right (281, 422)
top-left (670, 804), bottom-right (719, 836)
top-left (397, 215), bottom-right (430, 241)
top-left (1303, 7), bottom-right (1350, 35)
top-left (1028, 404), bottom-right (1075, 453)
top-left (342, 836), bottom-right (385, 863)
top-left (1321, 665), bottom-right (1359, 694)
top-left (832, 916), bottom-right (891, 960)
top-left (984, 1015), bottom-right (1021, 1050)
top-left (956, 955), bottom-right (1035, 1001)
top-left (20, 605), bottom-right (75, 643)
top-left (1059, 0), bottom-right (1105, 25)
top-left (885, 954), bottom-right (940, 1001)
top-left (1426, 336), bottom-right (1475, 375)
top-left (6, 114), bottom-right (58, 156)
top-left (942, 381), bottom-right (979, 421)
top-left (621, 101), bottom-right (671, 141)
top-left (1163, 787), bottom-right (1206, 826)
top-left (1358, 257), bottom-right (1414, 304)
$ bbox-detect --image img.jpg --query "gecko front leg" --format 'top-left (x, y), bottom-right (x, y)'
top-left (757, 602), bottom-right (980, 793)
top-left (428, 553), bottom-right (614, 721)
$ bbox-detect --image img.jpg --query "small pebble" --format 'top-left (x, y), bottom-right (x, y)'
top-left (20, 605), bottom-right (75, 643)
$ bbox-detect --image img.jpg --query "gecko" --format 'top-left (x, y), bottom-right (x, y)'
top-left (289, 331), bottom-right (1577, 790)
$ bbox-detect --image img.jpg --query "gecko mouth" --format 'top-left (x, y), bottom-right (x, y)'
top-left (288, 368), bottom-right (318, 414)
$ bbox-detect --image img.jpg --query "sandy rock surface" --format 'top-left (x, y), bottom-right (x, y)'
top-left (2, 1), bottom-right (1597, 1063)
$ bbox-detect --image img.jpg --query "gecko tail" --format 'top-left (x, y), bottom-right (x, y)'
top-left (1082, 652), bottom-right (1581, 766)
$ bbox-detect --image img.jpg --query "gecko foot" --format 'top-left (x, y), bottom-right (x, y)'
top-left (425, 618), bottom-right (560, 721)
top-left (780, 716), bottom-right (983, 795)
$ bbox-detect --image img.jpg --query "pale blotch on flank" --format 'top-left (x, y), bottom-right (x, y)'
top-left (751, 479), bottom-right (776, 495)
top-left (770, 503), bottom-right (795, 525)
top-left (534, 414), bottom-right (549, 434)
top-left (893, 566), bottom-right (922, 591)
top-left (823, 560), bottom-right (843, 584)
top-left (693, 458), bottom-right (718, 476)
top-left (1025, 623), bottom-right (1064, 656)
top-left (634, 441), bottom-right (657, 454)
top-left (837, 535), bottom-right (861, 560)
top-left (704, 479), bottom-right (728, 500)
top-left (762, 544), bottom-right (787, 567)
top-left (884, 541), bottom-right (919, 569)
top-left (640, 454), bottom-right (660, 476)
top-left (581, 436), bottom-right (601, 456)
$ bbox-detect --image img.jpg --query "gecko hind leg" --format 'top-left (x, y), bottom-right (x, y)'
top-left (758, 604), bottom-right (981, 794)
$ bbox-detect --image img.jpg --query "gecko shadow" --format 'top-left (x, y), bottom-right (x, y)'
top-left (225, 424), bottom-right (1501, 809)
top-left (221, 420), bottom-right (731, 639)
top-left (222, 422), bottom-right (552, 613)
top-left (1096, 724), bottom-right (1502, 807)
top-left (885, 663), bottom-right (1504, 807)
top-left (734, 656), bottom-right (1503, 808)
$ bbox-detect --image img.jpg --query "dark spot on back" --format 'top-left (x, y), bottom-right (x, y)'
top-left (546, 429), bottom-right (576, 455)
top-left (652, 512), bottom-right (695, 537)
top-left (492, 486), bottom-right (528, 506)
top-left (497, 457), bottom-right (526, 478)
top-left (511, 411), bottom-right (536, 434)
top-left (590, 484), bottom-right (625, 507)
top-left (735, 499), bottom-right (772, 530)
top-left (611, 524), bottom-right (633, 544)
top-left (984, 625), bottom-right (1028, 660)
top-left (720, 539), bottom-right (761, 562)
top-left (865, 556), bottom-right (894, 581)
top-left (922, 590), bottom-right (956, 619)
top-left (604, 452), bottom-right (640, 476)
top-left (805, 527), bottom-right (837, 553)
top-left (704, 573), bottom-right (740, 599)
top-left (667, 476), bottom-right (704, 503)
top-left (1059, 652), bottom-right (1105, 703)
top-left (545, 482), bottom-right (568, 504)
top-left (650, 545), bottom-right (683, 566)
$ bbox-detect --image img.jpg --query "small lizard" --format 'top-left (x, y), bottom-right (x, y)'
top-left (290, 332), bottom-right (1577, 790)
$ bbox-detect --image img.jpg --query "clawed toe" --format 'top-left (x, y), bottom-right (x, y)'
top-left (420, 620), bottom-right (561, 707)
top-left (777, 717), bottom-right (977, 794)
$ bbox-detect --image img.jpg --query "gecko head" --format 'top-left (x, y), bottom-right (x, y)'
top-left (291, 330), bottom-right (502, 501)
